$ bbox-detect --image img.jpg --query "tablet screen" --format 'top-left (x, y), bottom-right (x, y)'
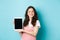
top-left (14, 18), bottom-right (22, 29)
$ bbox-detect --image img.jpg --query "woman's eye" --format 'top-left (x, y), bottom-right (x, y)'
top-left (28, 11), bottom-right (30, 13)
top-left (29, 11), bottom-right (31, 13)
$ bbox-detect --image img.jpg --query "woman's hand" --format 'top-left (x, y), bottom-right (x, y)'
top-left (15, 29), bottom-right (24, 32)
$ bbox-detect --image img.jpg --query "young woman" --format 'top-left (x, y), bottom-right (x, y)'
top-left (16, 6), bottom-right (41, 40)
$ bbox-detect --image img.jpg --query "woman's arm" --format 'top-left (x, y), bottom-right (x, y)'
top-left (14, 26), bottom-right (39, 36)
top-left (19, 32), bottom-right (23, 36)
top-left (23, 26), bottom-right (39, 37)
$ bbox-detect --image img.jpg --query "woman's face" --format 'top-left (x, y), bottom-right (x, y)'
top-left (27, 8), bottom-right (34, 18)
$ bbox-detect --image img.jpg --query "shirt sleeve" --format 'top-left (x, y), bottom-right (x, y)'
top-left (35, 20), bottom-right (41, 28)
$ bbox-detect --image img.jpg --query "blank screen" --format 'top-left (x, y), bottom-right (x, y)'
top-left (14, 18), bottom-right (22, 29)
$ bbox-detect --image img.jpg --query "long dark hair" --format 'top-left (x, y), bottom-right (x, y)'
top-left (23, 6), bottom-right (38, 27)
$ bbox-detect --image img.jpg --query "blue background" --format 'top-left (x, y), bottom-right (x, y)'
top-left (0, 0), bottom-right (60, 40)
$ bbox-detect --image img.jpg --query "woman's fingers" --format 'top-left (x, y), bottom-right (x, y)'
top-left (15, 29), bottom-right (24, 32)
top-left (13, 18), bottom-right (14, 25)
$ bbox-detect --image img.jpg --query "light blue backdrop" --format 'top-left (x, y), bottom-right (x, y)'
top-left (0, 0), bottom-right (60, 40)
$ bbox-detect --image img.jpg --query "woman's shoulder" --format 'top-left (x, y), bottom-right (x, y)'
top-left (36, 20), bottom-right (41, 28)
top-left (36, 20), bottom-right (40, 23)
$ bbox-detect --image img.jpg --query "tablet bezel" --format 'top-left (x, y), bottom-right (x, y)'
top-left (14, 17), bottom-right (23, 31)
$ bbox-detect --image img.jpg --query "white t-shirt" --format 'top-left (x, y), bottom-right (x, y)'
top-left (27, 20), bottom-right (41, 28)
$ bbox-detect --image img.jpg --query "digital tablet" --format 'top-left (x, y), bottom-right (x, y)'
top-left (14, 17), bottom-right (23, 30)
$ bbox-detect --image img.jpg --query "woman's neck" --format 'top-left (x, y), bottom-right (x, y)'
top-left (29, 17), bottom-right (32, 21)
